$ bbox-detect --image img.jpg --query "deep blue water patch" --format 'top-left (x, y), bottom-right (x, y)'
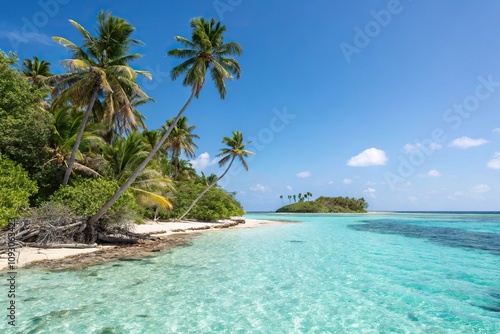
top-left (349, 219), bottom-right (500, 255)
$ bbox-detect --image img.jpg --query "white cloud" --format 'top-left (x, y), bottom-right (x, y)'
top-left (190, 152), bottom-right (217, 170)
top-left (449, 137), bottom-right (488, 148)
top-left (286, 185), bottom-right (292, 191)
top-left (471, 184), bottom-right (490, 194)
top-left (428, 169), bottom-right (441, 177)
top-left (250, 184), bottom-right (268, 192)
top-left (296, 171), bottom-right (311, 178)
top-left (493, 128), bottom-right (500, 135)
top-left (328, 181), bottom-right (334, 185)
top-left (363, 188), bottom-right (376, 198)
top-left (343, 178), bottom-right (353, 185)
top-left (487, 152), bottom-right (500, 169)
top-left (347, 148), bottom-right (387, 167)
top-left (403, 142), bottom-right (442, 153)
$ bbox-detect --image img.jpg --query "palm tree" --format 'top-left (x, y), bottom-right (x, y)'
top-left (280, 195), bottom-right (284, 205)
top-left (306, 191), bottom-right (313, 201)
top-left (22, 56), bottom-right (52, 89)
top-left (163, 116), bottom-right (199, 177)
top-left (45, 106), bottom-right (104, 177)
top-left (101, 131), bottom-right (174, 212)
top-left (200, 171), bottom-right (218, 187)
top-left (288, 195), bottom-right (292, 204)
top-left (293, 195), bottom-right (297, 203)
top-left (51, 11), bottom-right (151, 186)
top-left (177, 130), bottom-right (253, 220)
top-left (88, 17), bottom-right (242, 227)
top-left (175, 159), bottom-right (198, 181)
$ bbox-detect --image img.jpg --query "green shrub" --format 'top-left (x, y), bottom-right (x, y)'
top-left (157, 180), bottom-right (244, 221)
top-left (0, 153), bottom-right (38, 227)
top-left (49, 177), bottom-right (142, 224)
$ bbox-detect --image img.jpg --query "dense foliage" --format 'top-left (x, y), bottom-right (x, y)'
top-left (0, 51), bottom-right (56, 203)
top-left (157, 181), bottom-right (244, 221)
top-left (0, 153), bottom-right (38, 227)
top-left (0, 13), bottom-right (247, 237)
top-left (48, 178), bottom-right (141, 224)
top-left (276, 196), bottom-right (368, 213)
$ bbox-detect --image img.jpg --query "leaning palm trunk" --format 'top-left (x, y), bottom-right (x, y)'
top-left (177, 156), bottom-right (235, 221)
top-left (62, 83), bottom-right (100, 186)
top-left (87, 89), bottom-right (197, 226)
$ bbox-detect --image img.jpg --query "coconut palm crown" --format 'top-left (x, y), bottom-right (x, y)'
top-left (167, 17), bottom-right (242, 99)
top-left (52, 10), bottom-right (152, 185)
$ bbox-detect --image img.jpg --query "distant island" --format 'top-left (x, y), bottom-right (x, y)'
top-left (276, 196), bottom-right (368, 213)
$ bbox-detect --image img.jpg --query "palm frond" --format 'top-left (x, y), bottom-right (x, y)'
top-left (132, 188), bottom-right (173, 210)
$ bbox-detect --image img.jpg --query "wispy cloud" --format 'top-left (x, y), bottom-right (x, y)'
top-left (0, 30), bottom-right (53, 47)
top-left (403, 142), bottom-right (442, 153)
top-left (363, 187), bottom-right (376, 198)
top-left (250, 184), bottom-right (268, 192)
top-left (296, 171), bottom-right (311, 178)
top-left (487, 152), bottom-right (500, 169)
top-left (286, 185), bottom-right (292, 191)
top-left (343, 178), bottom-right (353, 185)
top-left (347, 148), bottom-right (387, 167)
top-left (428, 169), bottom-right (441, 177)
top-left (493, 128), bottom-right (500, 135)
top-left (471, 184), bottom-right (490, 194)
top-left (449, 136), bottom-right (488, 148)
top-left (190, 152), bottom-right (217, 170)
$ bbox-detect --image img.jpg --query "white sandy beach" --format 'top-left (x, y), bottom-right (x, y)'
top-left (0, 218), bottom-right (282, 270)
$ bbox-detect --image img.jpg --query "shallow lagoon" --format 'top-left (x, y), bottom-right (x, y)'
top-left (2, 213), bottom-right (499, 333)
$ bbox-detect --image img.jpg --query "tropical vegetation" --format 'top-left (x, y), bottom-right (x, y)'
top-left (0, 12), bottom-right (248, 243)
top-left (276, 196), bottom-right (369, 213)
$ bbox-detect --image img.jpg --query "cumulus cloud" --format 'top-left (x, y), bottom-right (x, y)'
top-left (347, 148), bottom-right (387, 167)
top-left (343, 178), bottom-right (353, 185)
top-left (487, 152), bottom-right (500, 169)
top-left (449, 137), bottom-right (488, 148)
top-left (428, 169), bottom-right (441, 177)
top-left (250, 184), bottom-right (268, 192)
top-left (190, 152), bottom-right (217, 170)
top-left (403, 142), bottom-right (442, 153)
top-left (296, 171), bottom-right (311, 178)
top-left (471, 184), bottom-right (490, 194)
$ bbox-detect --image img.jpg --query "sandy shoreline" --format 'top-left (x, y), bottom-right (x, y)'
top-left (0, 218), bottom-right (283, 271)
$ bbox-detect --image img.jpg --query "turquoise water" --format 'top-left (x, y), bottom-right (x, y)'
top-left (1, 213), bottom-right (499, 333)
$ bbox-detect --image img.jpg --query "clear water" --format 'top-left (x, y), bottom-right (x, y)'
top-left (1, 213), bottom-right (499, 333)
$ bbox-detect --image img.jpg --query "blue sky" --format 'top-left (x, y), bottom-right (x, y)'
top-left (1, 0), bottom-right (500, 211)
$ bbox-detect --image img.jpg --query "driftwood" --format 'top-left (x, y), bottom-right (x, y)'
top-left (24, 243), bottom-right (98, 249)
top-left (0, 211), bottom-right (148, 250)
top-left (97, 234), bottom-right (139, 245)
